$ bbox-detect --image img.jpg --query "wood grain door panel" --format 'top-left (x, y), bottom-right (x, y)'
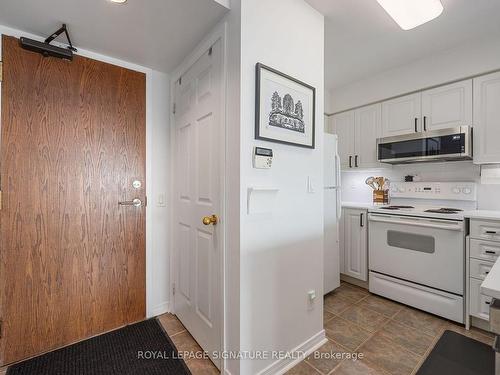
top-left (0, 35), bottom-right (146, 365)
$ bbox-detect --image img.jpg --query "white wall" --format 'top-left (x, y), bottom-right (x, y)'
top-left (147, 71), bottom-right (171, 317)
top-left (0, 25), bottom-right (171, 318)
top-left (239, 1), bottom-right (325, 374)
top-left (329, 35), bottom-right (500, 113)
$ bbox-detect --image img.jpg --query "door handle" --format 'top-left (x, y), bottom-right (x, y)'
top-left (349, 155), bottom-right (352, 168)
top-left (202, 214), bottom-right (218, 226)
top-left (119, 198), bottom-right (142, 207)
top-left (355, 155), bottom-right (359, 168)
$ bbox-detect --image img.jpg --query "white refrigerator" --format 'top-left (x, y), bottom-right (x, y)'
top-left (324, 133), bottom-right (341, 294)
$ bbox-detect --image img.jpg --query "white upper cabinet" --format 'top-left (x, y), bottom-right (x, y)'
top-left (332, 111), bottom-right (355, 169)
top-left (421, 80), bottom-right (472, 131)
top-left (332, 104), bottom-right (382, 169)
top-left (473, 71), bottom-right (500, 164)
top-left (355, 103), bottom-right (381, 168)
top-left (381, 93), bottom-right (421, 137)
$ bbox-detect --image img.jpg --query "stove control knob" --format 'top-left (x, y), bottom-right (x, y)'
top-left (462, 187), bottom-right (472, 194)
top-left (452, 187), bottom-right (461, 194)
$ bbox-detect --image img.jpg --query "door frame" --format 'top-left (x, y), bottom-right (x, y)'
top-left (0, 24), bottom-right (162, 324)
top-left (168, 20), bottom-right (227, 368)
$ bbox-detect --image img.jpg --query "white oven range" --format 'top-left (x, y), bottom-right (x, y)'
top-left (368, 182), bottom-right (477, 323)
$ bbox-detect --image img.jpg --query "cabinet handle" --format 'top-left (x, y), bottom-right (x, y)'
top-left (355, 155), bottom-right (359, 167)
top-left (423, 116), bottom-right (427, 131)
top-left (360, 213), bottom-right (364, 227)
top-left (414, 118), bottom-right (418, 132)
top-left (349, 155), bottom-right (352, 168)
top-left (486, 301), bottom-right (491, 305)
top-left (486, 231), bottom-right (498, 234)
top-left (485, 250), bottom-right (497, 255)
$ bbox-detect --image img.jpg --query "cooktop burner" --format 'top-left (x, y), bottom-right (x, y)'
top-left (379, 205), bottom-right (415, 210)
top-left (424, 207), bottom-right (464, 214)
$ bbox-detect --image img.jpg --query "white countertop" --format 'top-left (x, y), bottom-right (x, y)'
top-left (464, 210), bottom-right (500, 220)
top-left (481, 257), bottom-right (500, 300)
top-left (341, 202), bottom-right (377, 210)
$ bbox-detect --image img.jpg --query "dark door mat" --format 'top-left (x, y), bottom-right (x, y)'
top-left (416, 330), bottom-right (494, 375)
top-left (6, 318), bottom-right (191, 375)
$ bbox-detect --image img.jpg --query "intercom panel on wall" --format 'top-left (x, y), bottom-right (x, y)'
top-left (253, 147), bottom-right (273, 169)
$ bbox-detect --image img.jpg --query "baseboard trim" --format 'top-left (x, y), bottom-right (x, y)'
top-left (148, 301), bottom-right (170, 318)
top-left (257, 330), bottom-right (327, 375)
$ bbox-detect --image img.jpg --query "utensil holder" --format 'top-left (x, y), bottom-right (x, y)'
top-left (373, 189), bottom-right (389, 204)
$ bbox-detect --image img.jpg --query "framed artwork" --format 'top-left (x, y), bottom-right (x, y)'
top-left (255, 63), bottom-right (316, 149)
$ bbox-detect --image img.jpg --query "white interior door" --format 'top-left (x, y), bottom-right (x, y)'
top-left (173, 40), bottom-right (223, 368)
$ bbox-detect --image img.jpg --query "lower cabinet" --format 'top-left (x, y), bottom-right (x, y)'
top-left (340, 208), bottom-right (368, 281)
top-left (468, 219), bottom-right (500, 324)
top-left (470, 278), bottom-right (492, 321)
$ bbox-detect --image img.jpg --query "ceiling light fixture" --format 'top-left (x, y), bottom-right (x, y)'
top-left (376, 0), bottom-right (444, 30)
top-left (109, 0), bottom-right (127, 3)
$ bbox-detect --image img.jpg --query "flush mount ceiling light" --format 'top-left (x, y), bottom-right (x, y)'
top-left (109, 0), bottom-right (127, 3)
top-left (376, 0), bottom-right (444, 30)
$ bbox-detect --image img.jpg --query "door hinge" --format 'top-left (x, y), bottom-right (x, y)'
top-left (0, 319), bottom-right (3, 338)
top-left (172, 283), bottom-right (176, 295)
top-left (0, 61), bottom-right (3, 82)
top-left (208, 46), bottom-right (213, 56)
top-left (173, 103), bottom-right (176, 115)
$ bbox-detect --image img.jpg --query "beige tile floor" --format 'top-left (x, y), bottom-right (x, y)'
top-left (0, 283), bottom-right (493, 375)
top-left (287, 282), bottom-right (494, 375)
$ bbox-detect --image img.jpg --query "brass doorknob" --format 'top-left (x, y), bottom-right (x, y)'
top-left (202, 215), bottom-right (218, 226)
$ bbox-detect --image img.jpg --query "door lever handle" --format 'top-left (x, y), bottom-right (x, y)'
top-left (119, 198), bottom-right (142, 207)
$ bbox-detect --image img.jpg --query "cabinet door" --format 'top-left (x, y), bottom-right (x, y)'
top-left (473, 72), bottom-right (500, 164)
top-left (355, 103), bottom-right (381, 168)
top-left (381, 93), bottom-right (421, 137)
top-left (343, 208), bottom-right (367, 281)
top-left (332, 111), bottom-right (355, 169)
top-left (421, 79), bottom-right (472, 132)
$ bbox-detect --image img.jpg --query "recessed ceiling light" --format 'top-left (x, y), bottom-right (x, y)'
top-left (376, 0), bottom-right (444, 30)
top-left (109, 0), bottom-right (127, 3)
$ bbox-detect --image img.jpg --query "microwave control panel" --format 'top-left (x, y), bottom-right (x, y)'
top-left (391, 182), bottom-right (477, 201)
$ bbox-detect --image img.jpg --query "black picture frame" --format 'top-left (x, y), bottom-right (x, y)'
top-left (255, 63), bottom-right (316, 149)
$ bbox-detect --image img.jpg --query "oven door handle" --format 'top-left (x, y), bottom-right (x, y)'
top-left (368, 215), bottom-right (463, 231)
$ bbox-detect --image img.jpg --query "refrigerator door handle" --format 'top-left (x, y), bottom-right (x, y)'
top-left (335, 152), bottom-right (341, 188)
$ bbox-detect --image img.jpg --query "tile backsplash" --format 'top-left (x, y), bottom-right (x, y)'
top-left (341, 161), bottom-right (500, 210)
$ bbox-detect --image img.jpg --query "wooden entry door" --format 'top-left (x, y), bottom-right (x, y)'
top-left (173, 39), bottom-right (223, 368)
top-left (0, 35), bottom-right (146, 365)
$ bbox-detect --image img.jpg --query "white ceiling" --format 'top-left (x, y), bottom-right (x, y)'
top-left (0, 0), bottom-right (229, 73)
top-left (306, 0), bottom-right (500, 90)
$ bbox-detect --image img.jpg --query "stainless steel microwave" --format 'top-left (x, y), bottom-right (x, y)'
top-left (377, 126), bottom-right (472, 164)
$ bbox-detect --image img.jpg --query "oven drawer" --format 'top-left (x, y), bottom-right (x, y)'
top-left (470, 220), bottom-right (500, 242)
top-left (370, 271), bottom-right (464, 323)
top-left (470, 277), bottom-right (492, 321)
top-left (470, 258), bottom-right (495, 280)
top-left (470, 239), bottom-right (500, 262)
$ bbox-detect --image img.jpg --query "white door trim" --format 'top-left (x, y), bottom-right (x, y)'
top-left (169, 18), bottom-right (227, 369)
